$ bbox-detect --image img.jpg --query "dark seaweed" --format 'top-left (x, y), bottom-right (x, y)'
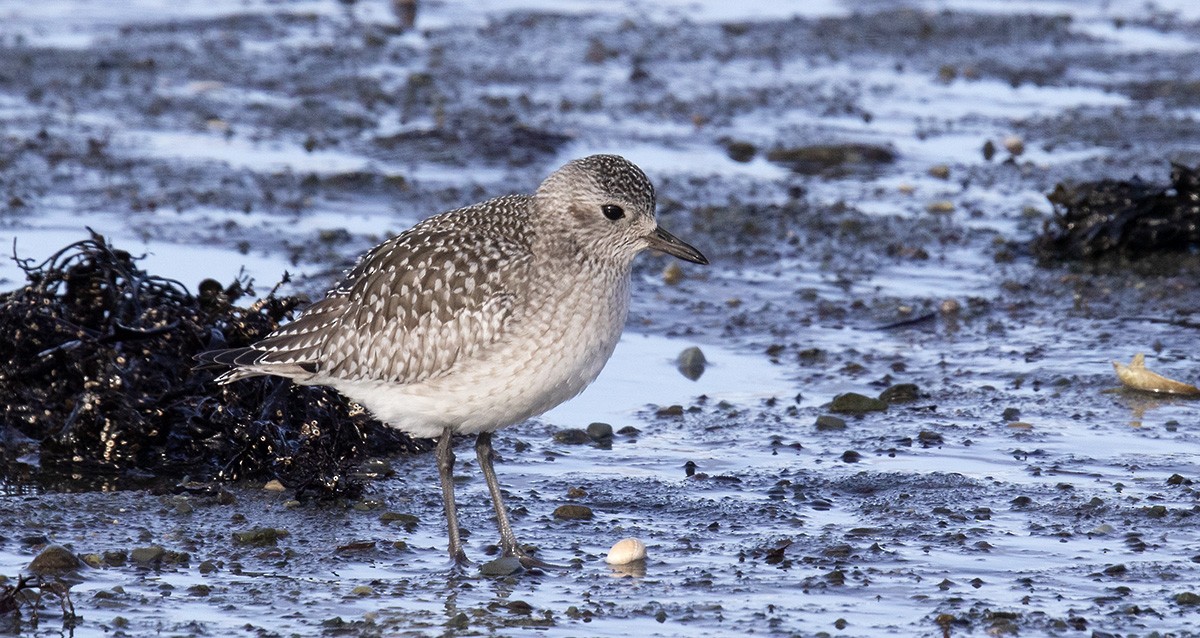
top-left (0, 231), bottom-right (427, 497)
top-left (1036, 163), bottom-right (1200, 260)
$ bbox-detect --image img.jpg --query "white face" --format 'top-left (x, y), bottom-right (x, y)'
top-left (537, 155), bottom-right (707, 266)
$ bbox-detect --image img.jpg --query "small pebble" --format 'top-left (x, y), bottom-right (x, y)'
top-left (553, 504), bottom-right (594, 520)
top-left (480, 556), bottom-right (523, 577)
top-left (676, 346), bottom-right (707, 381)
top-left (27, 544), bottom-right (83, 574)
top-left (662, 262), bottom-right (684, 285)
top-left (263, 479), bottom-right (286, 492)
top-left (553, 428), bottom-right (591, 445)
top-left (586, 422), bottom-right (613, 442)
top-left (605, 538), bottom-right (647, 565)
top-left (815, 415), bottom-right (846, 431)
top-left (1003, 135), bottom-right (1025, 156)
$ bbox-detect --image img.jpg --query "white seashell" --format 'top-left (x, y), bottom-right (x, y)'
top-left (606, 538), bottom-right (647, 565)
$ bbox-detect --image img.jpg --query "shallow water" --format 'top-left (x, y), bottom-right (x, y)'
top-left (3, 0), bottom-right (1200, 636)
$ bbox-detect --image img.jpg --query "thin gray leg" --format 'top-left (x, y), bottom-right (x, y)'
top-left (437, 427), bottom-right (469, 566)
top-left (476, 432), bottom-right (557, 568)
top-left (475, 431), bottom-right (520, 554)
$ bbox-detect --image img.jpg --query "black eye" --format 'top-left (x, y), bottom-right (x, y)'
top-left (602, 204), bottom-right (625, 221)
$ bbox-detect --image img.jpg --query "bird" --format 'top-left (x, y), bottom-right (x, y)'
top-left (199, 154), bottom-right (708, 568)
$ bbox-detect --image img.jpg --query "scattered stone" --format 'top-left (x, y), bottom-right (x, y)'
top-left (350, 585), bottom-right (374, 596)
top-left (103, 550), bottom-right (127, 566)
top-left (982, 139), bottom-right (996, 161)
top-left (926, 200), bottom-right (955, 214)
top-left (480, 556), bottom-right (523, 577)
top-left (917, 430), bottom-right (944, 445)
top-left (27, 545), bottom-right (83, 574)
top-left (1145, 505), bottom-right (1168, 518)
top-left (879, 383), bottom-right (919, 404)
top-left (662, 262), bottom-right (684, 285)
top-left (841, 450), bottom-right (862, 463)
top-left (1176, 592), bottom-right (1200, 606)
top-left (939, 298), bottom-right (960, 315)
top-left (829, 393), bottom-right (888, 414)
top-left (380, 512), bottom-right (420, 529)
top-left (232, 527), bottom-right (289, 546)
top-left (263, 479), bottom-right (286, 492)
top-left (199, 560), bottom-right (218, 574)
top-left (553, 504), bottom-right (594, 520)
top-left (765, 143), bottom-right (896, 175)
top-left (676, 346), bottom-right (707, 381)
top-left (553, 428), bottom-right (591, 445)
top-left (722, 139), bottom-right (757, 163)
top-left (1007, 421), bottom-right (1033, 430)
top-left (1001, 407), bottom-right (1021, 421)
top-left (1003, 135), bottom-right (1025, 156)
top-left (815, 415), bottom-right (847, 431)
top-left (187, 584), bottom-right (212, 596)
top-left (586, 422), bottom-right (613, 442)
top-left (928, 164), bottom-right (950, 179)
top-left (655, 405), bottom-right (685, 417)
top-left (617, 425), bottom-right (641, 436)
top-left (606, 538), bottom-right (647, 565)
top-left (130, 546), bottom-right (166, 565)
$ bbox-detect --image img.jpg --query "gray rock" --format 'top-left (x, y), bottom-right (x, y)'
top-left (553, 428), bottom-right (591, 445)
top-left (676, 346), bottom-right (707, 381)
top-left (815, 415), bottom-right (847, 431)
top-left (586, 422), bottom-right (614, 441)
top-left (830, 392), bottom-right (888, 414)
top-left (27, 544), bottom-right (83, 574)
top-left (480, 556), bottom-right (523, 577)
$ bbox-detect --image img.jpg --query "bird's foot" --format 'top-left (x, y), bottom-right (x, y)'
top-left (445, 549), bottom-right (473, 574)
top-left (506, 545), bottom-right (568, 571)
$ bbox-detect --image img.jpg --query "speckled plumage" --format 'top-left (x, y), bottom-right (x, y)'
top-left (201, 154), bottom-right (707, 566)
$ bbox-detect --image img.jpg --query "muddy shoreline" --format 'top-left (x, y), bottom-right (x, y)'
top-left (3, 1), bottom-right (1200, 636)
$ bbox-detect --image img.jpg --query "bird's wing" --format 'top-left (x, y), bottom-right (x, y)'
top-left (216, 197), bottom-right (535, 385)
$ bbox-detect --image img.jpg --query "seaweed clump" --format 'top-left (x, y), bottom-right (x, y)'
top-left (1036, 163), bottom-right (1200, 260)
top-left (0, 231), bottom-right (428, 497)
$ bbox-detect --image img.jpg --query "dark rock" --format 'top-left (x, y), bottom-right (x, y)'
top-left (586, 422), bottom-right (613, 441)
top-left (829, 393), bottom-right (888, 414)
top-left (676, 346), bottom-right (707, 381)
top-left (232, 527), bottom-right (289, 545)
top-left (553, 428), bottom-right (591, 445)
top-left (841, 450), bottom-right (862, 463)
top-left (879, 383), bottom-right (919, 403)
top-left (130, 545), bottom-right (166, 565)
top-left (27, 544), bottom-right (83, 574)
top-left (553, 504), bottom-right (594, 520)
top-left (655, 405), bottom-right (685, 417)
top-left (815, 415), bottom-right (847, 431)
top-left (722, 139), bottom-right (757, 163)
top-left (1177, 592), bottom-right (1200, 605)
top-left (480, 556), bottom-right (523, 577)
top-left (766, 143), bottom-right (896, 175)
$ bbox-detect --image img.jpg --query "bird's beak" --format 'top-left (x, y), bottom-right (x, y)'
top-left (645, 226), bottom-right (708, 265)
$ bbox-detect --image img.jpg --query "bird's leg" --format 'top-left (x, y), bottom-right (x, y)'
top-left (436, 427), bottom-right (469, 566)
top-left (475, 431), bottom-right (558, 568)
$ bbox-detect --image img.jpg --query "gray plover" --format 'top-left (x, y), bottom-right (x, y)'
top-left (201, 154), bottom-right (707, 567)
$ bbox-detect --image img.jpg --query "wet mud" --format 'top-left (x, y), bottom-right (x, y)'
top-left (2, 1), bottom-right (1200, 636)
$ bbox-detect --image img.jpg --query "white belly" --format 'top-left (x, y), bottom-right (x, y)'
top-left (326, 274), bottom-right (629, 439)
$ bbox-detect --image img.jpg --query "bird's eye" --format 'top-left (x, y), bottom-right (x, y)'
top-left (601, 204), bottom-right (625, 221)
